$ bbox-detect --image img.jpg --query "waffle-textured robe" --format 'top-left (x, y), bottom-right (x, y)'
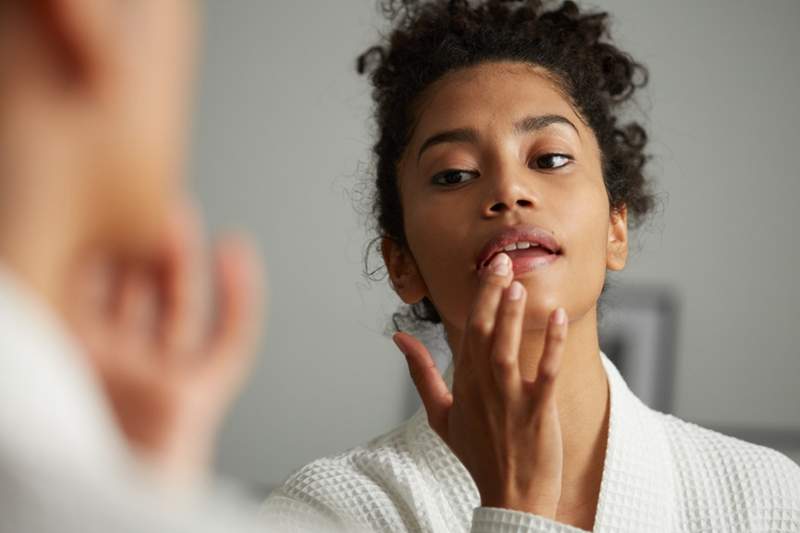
top-left (263, 353), bottom-right (800, 532)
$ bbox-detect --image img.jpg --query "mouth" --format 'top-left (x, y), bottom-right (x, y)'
top-left (476, 225), bottom-right (563, 275)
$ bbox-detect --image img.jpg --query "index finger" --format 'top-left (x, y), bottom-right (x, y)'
top-left (460, 252), bottom-right (514, 369)
top-left (394, 332), bottom-right (452, 439)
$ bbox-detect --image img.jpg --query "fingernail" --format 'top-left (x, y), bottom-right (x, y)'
top-left (489, 253), bottom-right (511, 276)
top-left (554, 307), bottom-right (566, 325)
top-left (508, 281), bottom-right (523, 301)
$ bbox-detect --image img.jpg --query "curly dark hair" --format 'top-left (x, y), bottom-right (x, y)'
top-left (357, 0), bottom-right (654, 326)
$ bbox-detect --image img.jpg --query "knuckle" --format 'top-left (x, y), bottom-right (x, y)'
top-left (531, 413), bottom-right (547, 433)
top-left (532, 400), bottom-right (557, 421)
top-left (482, 279), bottom-right (509, 296)
top-left (502, 301), bottom-right (524, 319)
top-left (469, 316), bottom-right (494, 337)
top-left (538, 364), bottom-right (558, 382)
top-left (491, 353), bottom-right (515, 373)
top-left (482, 275), bottom-right (506, 288)
top-left (493, 350), bottom-right (514, 366)
top-left (548, 327), bottom-right (567, 343)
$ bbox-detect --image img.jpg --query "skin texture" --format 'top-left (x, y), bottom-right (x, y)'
top-left (387, 61), bottom-right (629, 530)
top-left (0, 0), bottom-right (263, 490)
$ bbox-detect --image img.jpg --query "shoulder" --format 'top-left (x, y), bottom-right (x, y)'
top-left (662, 412), bottom-right (800, 493)
top-left (263, 412), bottom-right (437, 530)
top-left (660, 413), bottom-right (800, 526)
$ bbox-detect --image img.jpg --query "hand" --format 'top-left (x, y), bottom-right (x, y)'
top-left (70, 204), bottom-right (265, 490)
top-left (393, 252), bottom-right (567, 518)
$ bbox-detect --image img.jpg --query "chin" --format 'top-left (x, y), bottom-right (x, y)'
top-left (521, 292), bottom-right (562, 329)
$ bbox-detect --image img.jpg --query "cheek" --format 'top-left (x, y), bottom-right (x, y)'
top-left (554, 188), bottom-right (610, 318)
top-left (521, 181), bottom-right (610, 327)
top-left (403, 196), bottom-right (478, 327)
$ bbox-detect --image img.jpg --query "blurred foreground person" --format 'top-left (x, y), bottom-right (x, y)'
top-left (0, 1), bottom-right (267, 531)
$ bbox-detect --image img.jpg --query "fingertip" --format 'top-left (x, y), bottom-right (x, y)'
top-left (484, 252), bottom-right (513, 280)
top-left (215, 235), bottom-right (263, 294)
top-left (443, 392), bottom-right (454, 408)
top-left (216, 234), bottom-right (256, 266)
top-left (507, 280), bottom-right (525, 301)
top-left (392, 332), bottom-right (408, 355)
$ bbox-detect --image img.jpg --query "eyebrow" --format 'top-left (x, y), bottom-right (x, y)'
top-left (416, 113), bottom-right (580, 163)
top-left (513, 114), bottom-right (581, 138)
top-left (417, 128), bottom-right (479, 163)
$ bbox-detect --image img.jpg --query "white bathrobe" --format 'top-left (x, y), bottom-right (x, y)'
top-left (263, 352), bottom-right (800, 532)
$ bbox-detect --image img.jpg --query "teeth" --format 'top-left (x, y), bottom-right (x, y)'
top-left (501, 241), bottom-right (540, 252)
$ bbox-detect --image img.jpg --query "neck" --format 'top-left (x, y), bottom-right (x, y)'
top-left (444, 305), bottom-right (610, 515)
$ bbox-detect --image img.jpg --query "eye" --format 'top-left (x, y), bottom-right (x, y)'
top-left (431, 169), bottom-right (479, 186)
top-left (531, 153), bottom-right (573, 170)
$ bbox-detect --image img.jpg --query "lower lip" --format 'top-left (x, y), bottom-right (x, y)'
top-left (505, 248), bottom-right (561, 275)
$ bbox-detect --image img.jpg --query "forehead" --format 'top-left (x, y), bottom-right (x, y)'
top-left (411, 61), bottom-right (587, 138)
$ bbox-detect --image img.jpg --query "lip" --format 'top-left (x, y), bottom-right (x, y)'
top-left (475, 224), bottom-right (563, 274)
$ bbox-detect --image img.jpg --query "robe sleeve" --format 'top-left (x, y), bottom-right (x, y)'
top-left (471, 507), bottom-right (589, 533)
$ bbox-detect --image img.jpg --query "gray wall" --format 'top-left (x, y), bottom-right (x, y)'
top-left (191, 1), bottom-right (800, 489)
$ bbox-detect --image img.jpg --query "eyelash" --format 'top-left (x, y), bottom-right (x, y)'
top-left (530, 153), bottom-right (574, 170)
top-left (431, 153), bottom-right (574, 186)
top-left (431, 169), bottom-right (479, 186)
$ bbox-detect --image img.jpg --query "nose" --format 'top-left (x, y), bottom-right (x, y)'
top-left (481, 167), bottom-right (536, 217)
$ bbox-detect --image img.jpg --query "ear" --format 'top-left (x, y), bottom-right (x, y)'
top-left (33, 0), bottom-right (113, 85)
top-left (606, 205), bottom-right (628, 272)
top-left (381, 237), bottom-right (427, 305)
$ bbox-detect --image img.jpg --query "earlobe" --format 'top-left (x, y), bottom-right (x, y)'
top-left (381, 237), bottom-right (427, 305)
top-left (606, 206), bottom-right (629, 271)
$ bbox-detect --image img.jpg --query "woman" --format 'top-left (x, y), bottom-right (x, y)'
top-left (263, 1), bottom-right (800, 531)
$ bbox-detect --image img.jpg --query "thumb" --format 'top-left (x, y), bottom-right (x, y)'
top-left (393, 332), bottom-right (452, 440)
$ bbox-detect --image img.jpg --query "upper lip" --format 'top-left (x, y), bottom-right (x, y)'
top-left (475, 224), bottom-right (563, 270)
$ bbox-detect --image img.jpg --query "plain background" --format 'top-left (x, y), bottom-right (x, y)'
top-left (190, 1), bottom-right (800, 490)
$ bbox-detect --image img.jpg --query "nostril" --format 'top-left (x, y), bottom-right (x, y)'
top-left (516, 199), bottom-right (533, 208)
top-left (489, 202), bottom-right (507, 213)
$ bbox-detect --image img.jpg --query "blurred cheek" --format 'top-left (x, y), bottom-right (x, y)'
top-left (129, 1), bottom-right (195, 169)
top-left (94, 4), bottom-right (196, 255)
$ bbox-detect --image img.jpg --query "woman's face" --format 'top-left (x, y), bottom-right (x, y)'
top-left (392, 61), bottom-right (627, 331)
